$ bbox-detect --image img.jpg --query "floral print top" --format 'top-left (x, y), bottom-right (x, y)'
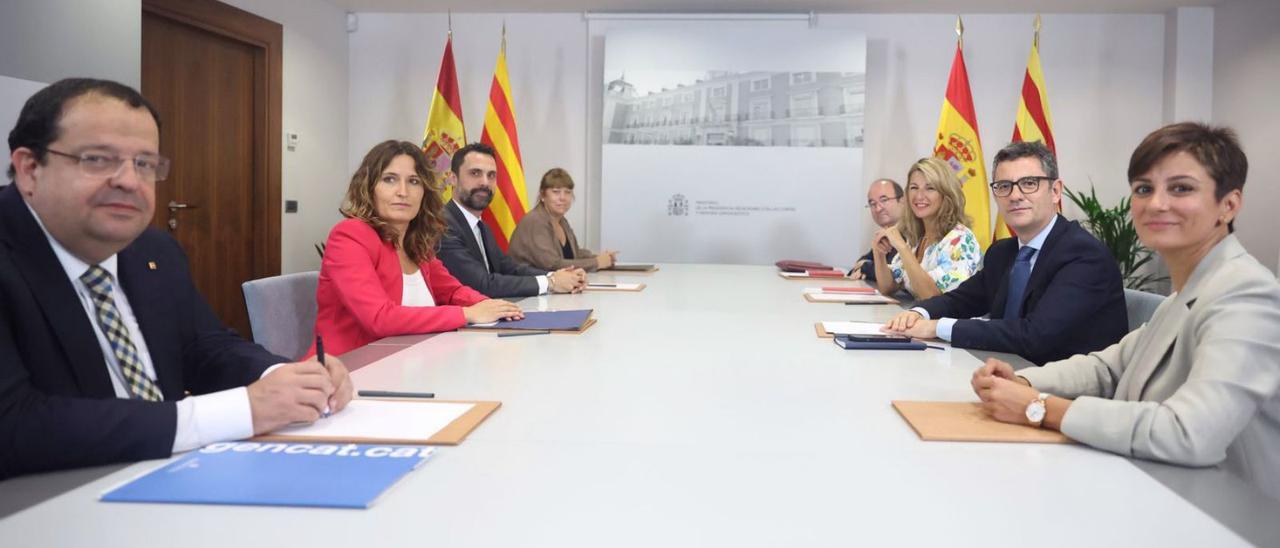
top-left (889, 224), bottom-right (981, 296)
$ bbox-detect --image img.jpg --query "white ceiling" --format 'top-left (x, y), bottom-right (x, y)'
top-left (330, 0), bottom-right (1222, 14)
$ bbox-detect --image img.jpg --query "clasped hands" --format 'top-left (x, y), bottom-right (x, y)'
top-left (872, 226), bottom-right (910, 257)
top-left (549, 266), bottom-right (587, 293)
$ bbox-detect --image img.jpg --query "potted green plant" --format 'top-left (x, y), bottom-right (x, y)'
top-left (1063, 185), bottom-right (1167, 292)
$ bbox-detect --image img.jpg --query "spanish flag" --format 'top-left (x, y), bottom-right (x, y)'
top-left (932, 17), bottom-right (995, 251)
top-left (477, 29), bottom-right (528, 252)
top-left (1004, 15), bottom-right (1057, 237)
top-left (422, 31), bottom-right (466, 201)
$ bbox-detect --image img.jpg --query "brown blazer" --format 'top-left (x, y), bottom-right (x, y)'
top-left (508, 203), bottom-right (599, 271)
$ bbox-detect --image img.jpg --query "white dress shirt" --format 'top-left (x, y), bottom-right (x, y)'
top-left (26, 203), bottom-right (274, 453)
top-left (917, 215), bottom-right (1058, 341)
top-left (455, 200), bottom-right (549, 294)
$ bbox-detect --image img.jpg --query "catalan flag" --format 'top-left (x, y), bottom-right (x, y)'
top-left (1012, 16), bottom-right (1056, 154)
top-left (932, 17), bottom-right (995, 251)
top-left (477, 29), bottom-right (528, 251)
top-left (422, 31), bottom-right (467, 200)
top-left (1002, 15), bottom-right (1057, 238)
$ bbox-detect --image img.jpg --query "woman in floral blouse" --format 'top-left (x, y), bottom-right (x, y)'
top-left (872, 157), bottom-right (981, 299)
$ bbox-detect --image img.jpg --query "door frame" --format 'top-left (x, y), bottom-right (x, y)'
top-left (141, 0), bottom-right (282, 278)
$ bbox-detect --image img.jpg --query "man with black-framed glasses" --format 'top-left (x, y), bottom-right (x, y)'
top-left (849, 178), bottom-right (903, 281)
top-left (0, 78), bottom-right (353, 479)
top-left (883, 141), bottom-right (1127, 365)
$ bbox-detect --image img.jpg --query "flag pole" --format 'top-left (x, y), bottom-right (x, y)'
top-left (1034, 14), bottom-right (1041, 48)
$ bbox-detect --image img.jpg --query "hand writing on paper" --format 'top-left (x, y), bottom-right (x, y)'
top-left (248, 360), bottom-right (336, 434)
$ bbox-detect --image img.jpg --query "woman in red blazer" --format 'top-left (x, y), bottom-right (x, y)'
top-left (308, 141), bottom-right (523, 357)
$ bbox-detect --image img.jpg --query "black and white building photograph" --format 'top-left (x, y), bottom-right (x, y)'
top-left (604, 70), bottom-right (865, 147)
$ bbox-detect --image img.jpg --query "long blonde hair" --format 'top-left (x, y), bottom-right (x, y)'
top-left (897, 157), bottom-right (972, 248)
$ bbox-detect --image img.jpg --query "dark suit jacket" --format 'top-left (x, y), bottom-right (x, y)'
top-left (915, 215), bottom-right (1128, 365)
top-left (0, 185), bottom-right (285, 479)
top-left (438, 200), bottom-right (548, 298)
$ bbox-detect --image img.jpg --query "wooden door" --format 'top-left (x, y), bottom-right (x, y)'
top-left (141, 0), bottom-right (281, 339)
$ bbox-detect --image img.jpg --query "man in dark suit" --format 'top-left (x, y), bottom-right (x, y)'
top-left (849, 178), bottom-right (903, 281)
top-left (0, 78), bottom-right (352, 480)
top-left (884, 141), bottom-right (1127, 365)
top-left (438, 142), bottom-right (585, 298)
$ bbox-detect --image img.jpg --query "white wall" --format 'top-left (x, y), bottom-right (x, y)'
top-left (0, 0), bottom-right (349, 275)
top-left (353, 11), bottom-right (1166, 254)
top-left (1213, 0), bottom-right (1280, 274)
top-left (222, 0), bottom-right (351, 274)
top-left (347, 13), bottom-right (589, 236)
top-left (0, 0), bottom-right (141, 87)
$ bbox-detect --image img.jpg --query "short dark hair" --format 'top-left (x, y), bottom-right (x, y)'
top-left (1128, 122), bottom-right (1247, 232)
top-left (7, 78), bottom-right (162, 180)
top-left (992, 140), bottom-right (1058, 180)
top-left (450, 142), bottom-right (497, 177)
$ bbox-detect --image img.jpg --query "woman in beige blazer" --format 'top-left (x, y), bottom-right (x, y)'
top-left (970, 122), bottom-right (1280, 500)
top-left (509, 168), bottom-right (618, 272)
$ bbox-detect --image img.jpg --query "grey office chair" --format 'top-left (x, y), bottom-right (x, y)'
top-left (1123, 288), bottom-right (1165, 332)
top-left (241, 271), bottom-right (320, 359)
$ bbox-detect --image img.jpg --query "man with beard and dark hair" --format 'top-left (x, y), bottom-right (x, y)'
top-left (438, 143), bottom-right (585, 298)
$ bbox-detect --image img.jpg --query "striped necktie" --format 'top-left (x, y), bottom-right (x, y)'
top-left (80, 265), bottom-right (163, 401)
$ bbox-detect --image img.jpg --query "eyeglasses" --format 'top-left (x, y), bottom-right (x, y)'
top-left (46, 149), bottom-right (171, 182)
top-left (989, 176), bottom-right (1052, 197)
top-left (865, 196), bottom-right (901, 209)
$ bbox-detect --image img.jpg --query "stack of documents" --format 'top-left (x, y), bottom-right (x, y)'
top-left (802, 287), bottom-right (898, 304)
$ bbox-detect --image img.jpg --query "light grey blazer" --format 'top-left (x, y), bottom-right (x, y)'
top-left (507, 203), bottom-right (599, 272)
top-left (1019, 235), bottom-right (1280, 501)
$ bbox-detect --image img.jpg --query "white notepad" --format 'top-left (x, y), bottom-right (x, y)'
top-left (586, 283), bottom-right (643, 290)
top-left (805, 293), bottom-right (897, 303)
top-left (820, 321), bottom-right (891, 336)
top-left (270, 399), bottom-right (475, 442)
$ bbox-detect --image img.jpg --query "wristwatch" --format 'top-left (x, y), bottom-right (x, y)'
top-left (1025, 393), bottom-right (1050, 427)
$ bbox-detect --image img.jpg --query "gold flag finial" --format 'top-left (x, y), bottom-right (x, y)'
top-left (1034, 14), bottom-right (1042, 48)
top-left (448, 10), bottom-right (452, 35)
top-left (955, 15), bottom-right (965, 48)
top-left (501, 21), bottom-right (507, 53)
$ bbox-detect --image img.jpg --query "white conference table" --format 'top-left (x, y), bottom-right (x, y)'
top-left (1, 264), bottom-right (1277, 547)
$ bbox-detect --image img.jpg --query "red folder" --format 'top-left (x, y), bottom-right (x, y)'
top-left (776, 260), bottom-right (834, 273)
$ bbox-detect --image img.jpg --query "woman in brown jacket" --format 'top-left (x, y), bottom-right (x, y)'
top-left (509, 168), bottom-right (618, 272)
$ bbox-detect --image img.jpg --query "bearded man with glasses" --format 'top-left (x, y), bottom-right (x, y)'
top-left (882, 141), bottom-right (1128, 365)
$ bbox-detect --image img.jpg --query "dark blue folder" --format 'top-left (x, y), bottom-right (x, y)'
top-left (101, 442), bottom-right (432, 509)
top-left (478, 309), bottom-right (593, 331)
top-left (833, 335), bottom-right (927, 350)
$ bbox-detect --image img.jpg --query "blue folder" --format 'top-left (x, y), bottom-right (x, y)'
top-left (478, 309), bottom-right (593, 331)
top-left (101, 442), bottom-right (432, 509)
top-left (833, 335), bottom-right (927, 351)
